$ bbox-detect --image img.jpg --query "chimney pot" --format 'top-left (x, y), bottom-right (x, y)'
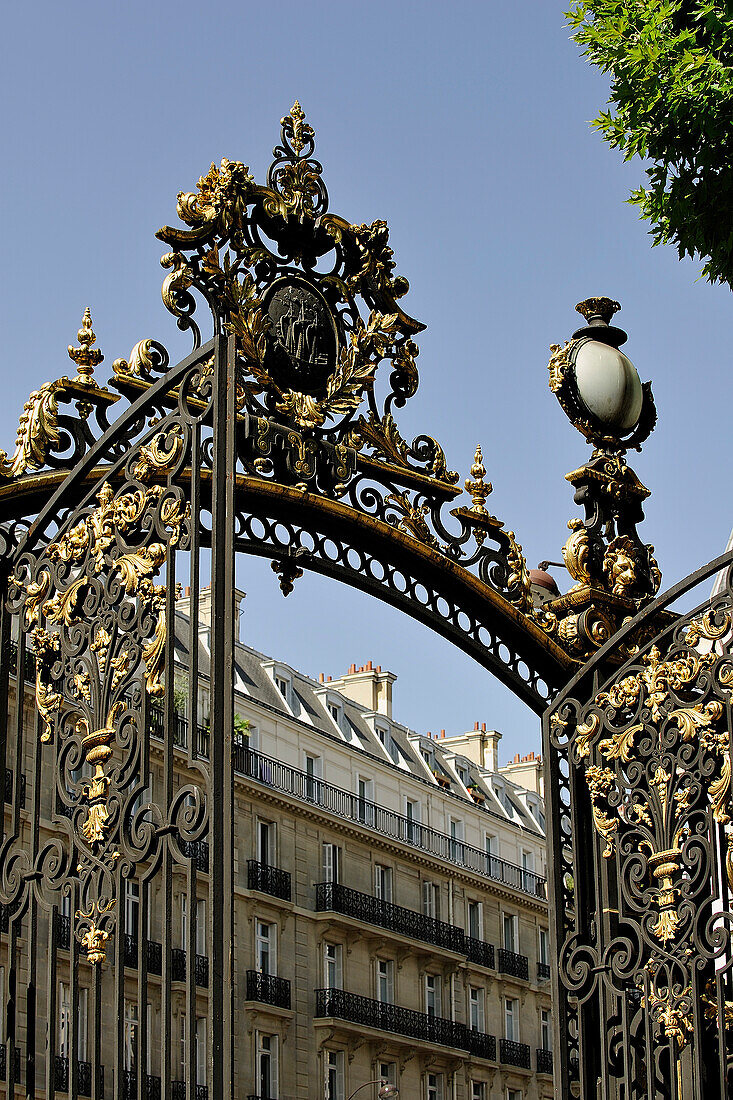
top-left (367, 660), bottom-right (373, 671)
top-left (474, 721), bottom-right (479, 730)
top-left (514, 753), bottom-right (520, 763)
top-left (349, 664), bottom-right (356, 674)
top-left (440, 729), bottom-right (445, 737)
top-left (481, 722), bottom-right (486, 732)
top-left (376, 665), bottom-right (381, 673)
top-left (319, 673), bottom-right (325, 683)
top-left (327, 676), bottom-right (332, 682)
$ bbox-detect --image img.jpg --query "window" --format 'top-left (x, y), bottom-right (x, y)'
top-left (257, 820), bottom-right (276, 866)
top-left (379, 1063), bottom-right (397, 1089)
top-left (374, 864), bottom-right (393, 903)
top-left (507, 1091), bottom-right (522, 1100)
top-left (469, 986), bottom-right (485, 1032)
top-left (325, 1050), bottom-right (344, 1100)
top-left (305, 754), bottom-right (322, 802)
top-left (421, 747), bottom-right (433, 768)
top-left (423, 881), bottom-right (440, 920)
top-left (357, 777), bottom-right (374, 825)
top-left (503, 912), bottom-right (517, 954)
top-left (485, 834), bottom-right (499, 875)
top-left (275, 675), bottom-right (289, 699)
top-left (376, 959), bottom-right (394, 1004)
top-left (467, 900), bottom-right (483, 941)
top-left (257, 1032), bottom-right (278, 1099)
top-left (471, 1084), bottom-right (485, 1100)
top-left (504, 997), bottom-right (519, 1042)
top-left (124, 1001), bottom-right (138, 1072)
top-left (427, 1072), bottom-right (444, 1100)
top-left (327, 701), bottom-right (342, 725)
top-left (59, 984), bottom-right (88, 1062)
top-left (405, 798), bottom-right (421, 842)
top-left (541, 1008), bottom-right (551, 1051)
top-left (124, 880), bottom-right (139, 939)
top-left (521, 849), bottom-right (535, 891)
top-left (424, 973), bottom-right (441, 1018)
top-left (539, 927), bottom-right (549, 966)
top-left (256, 921), bottom-right (277, 975)
top-left (322, 842), bottom-right (341, 884)
top-left (324, 943), bottom-right (343, 989)
top-left (377, 725), bottom-right (398, 764)
top-left (449, 818), bottom-right (464, 860)
top-left (456, 763), bottom-right (469, 787)
top-left (196, 897), bottom-right (206, 957)
top-left (195, 1017), bottom-right (206, 1088)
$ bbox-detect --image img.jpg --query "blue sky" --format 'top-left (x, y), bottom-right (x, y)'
top-left (1, 1), bottom-right (730, 761)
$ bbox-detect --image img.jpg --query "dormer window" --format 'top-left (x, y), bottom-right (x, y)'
top-left (376, 724), bottom-right (399, 764)
top-left (275, 676), bottom-right (289, 699)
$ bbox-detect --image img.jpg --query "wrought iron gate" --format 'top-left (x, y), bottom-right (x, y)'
top-left (545, 552), bottom-right (733, 1098)
top-left (0, 105), bottom-right (582, 1100)
top-left (3, 100), bottom-right (725, 1100)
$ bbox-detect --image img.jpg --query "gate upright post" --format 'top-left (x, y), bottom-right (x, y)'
top-left (208, 333), bottom-right (236, 1098)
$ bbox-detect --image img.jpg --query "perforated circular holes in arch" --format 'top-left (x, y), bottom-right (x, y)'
top-left (457, 610), bottom-right (473, 635)
top-left (322, 539), bottom-right (340, 562)
top-left (368, 558), bottom-right (386, 582)
top-left (274, 523), bottom-right (293, 548)
top-left (248, 517), bottom-right (268, 543)
top-left (392, 571), bottom-right (408, 594)
top-left (413, 584), bottom-right (430, 607)
top-left (436, 597), bottom-right (451, 621)
top-left (346, 547), bottom-right (364, 572)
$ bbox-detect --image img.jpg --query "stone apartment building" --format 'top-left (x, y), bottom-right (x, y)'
top-left (3, 588), bottom-right (552, 1100)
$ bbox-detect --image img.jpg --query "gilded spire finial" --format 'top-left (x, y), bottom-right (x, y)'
top-left (465, 445), bottom-right (492, 515)
top-left (68, 308), bottom-right (104, 384)
top-left (289, 100), bottom-right (309, 155)
top-left (575, 297), bottom-right (621, 325)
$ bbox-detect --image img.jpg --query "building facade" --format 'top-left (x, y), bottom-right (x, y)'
top-left (4, 589), bottom-right (552, 1100)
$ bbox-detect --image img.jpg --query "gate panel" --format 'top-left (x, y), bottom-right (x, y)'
top-left (545, 553), bottom-right (733, 1099)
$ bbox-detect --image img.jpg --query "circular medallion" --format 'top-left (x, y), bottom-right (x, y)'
top-left (263, 276), bottom-right (338, 397)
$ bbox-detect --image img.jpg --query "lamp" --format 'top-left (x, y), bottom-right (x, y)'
top-left (345, 1079), bottom-right (399, 1100)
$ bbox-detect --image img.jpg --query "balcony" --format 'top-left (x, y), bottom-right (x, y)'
top-left (180, 838), bottom-right (209, 871)
top-left (246, 970), bottom-right (291, 1010)
top-left (465, 936), bottom-right (495, 969)
top-left (55, 912), bottom-right (71, 950)
top-left (315, 989), bottom-right (495, 1060)
top-left (7, 640), bottom-right (36, 683)
top-left (537, 1047), bottom-right (553, 1074)
top-left (235, 747), bottom-right (546, 899)
top-left (121, 1070), bottom-right (162, 1099)
top-left (172, 1084), bottom-right (208, 1100)
top-left (499, 1038), bottom-right (531, 1069)
top-left (172, 948), bottom-right (209, 987)
top-left (53, 1056), bottom-right (102, 1095)
top-left (247, 859), bottom-right (292, 902)
top-left (0, 1045), bottom-right (20, 1083)
top-left (538, 961), bottom-right (551, 981)
top-left (316, 882), bottom-right (464, 954)
top-left (4, 768), bottom-right (26, 808)
top-left (497, 948), bottom-right (529, 981)
top-left (149, 704), bottom-right (209, 756)
top-left (122, 934), bottom-right (163, 975)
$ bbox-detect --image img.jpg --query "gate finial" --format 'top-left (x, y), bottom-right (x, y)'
top-left (68, 307), bottom-right (104, 384)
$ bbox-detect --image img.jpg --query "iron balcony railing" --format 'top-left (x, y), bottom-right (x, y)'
top-left (497, 947), bottom-right (529, 981)
top-left (4, 768), bottom-right (26, 808)
top-left (171, 947), bottom-right (209, 987)
top-left (179, 838), bottom-right (209, 871)
top-left (315, 988), bottom-right (496, 1059)
top-left (499, 1038), bottom-right (531, 1069)
top-left (316, 882), bottom-right (465, 953)
top-left (247, 859), bottom-right (292, 901)
top-left (537, 960), bottom-right (551, 981)
top-left (246, 970), bottom-right (292, 1009)
top-left (537, 1047), bottom-right (553, 1074)
top-left (122, 1070), bottom-right (162, 1100)
top-left (236, 747), bottom-right (546, 899)
top-left (149, 704), bottom-right (210, 756)
top-left (0, 1046), bottom-right (20, 1083)
top-left (172, 1084), bottom-right (208, 1100)
top-left (53, 1056), bottom-right (101, 1095)
top-left (7, 640), bottom-right (37, 683)
top-left (55, 912), bottom-right (71, 950)
top-left (465, 935), bottom-right (495, 969)
top-left (122, 934), bottom-right (163, 975)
